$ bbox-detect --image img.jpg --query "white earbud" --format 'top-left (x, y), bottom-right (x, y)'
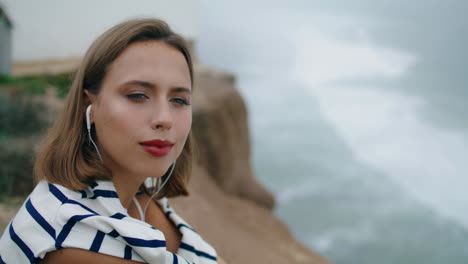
top-left (138, 161), bottom-right (176, 221)
top-left (85, 104), bottom-right (103, 163)
top-left (86, 104), bottom-right (92, 130)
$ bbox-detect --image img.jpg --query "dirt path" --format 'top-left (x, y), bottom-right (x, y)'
top-left (0, 198), bottom-right (25, 231)
top-left (12, 57), bottom-right (82, 76)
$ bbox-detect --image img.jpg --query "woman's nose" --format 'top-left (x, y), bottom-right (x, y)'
top-left (150, 102), bottom-right (173, 131)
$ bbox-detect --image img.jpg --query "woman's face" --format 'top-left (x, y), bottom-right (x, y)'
top-left (87, 41), bottom-right (192, 180)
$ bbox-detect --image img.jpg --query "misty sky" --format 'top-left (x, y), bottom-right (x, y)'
top-left (2, 0), bottom-right (199, 61)
top-left (197, 0), bottom-right (468, 131)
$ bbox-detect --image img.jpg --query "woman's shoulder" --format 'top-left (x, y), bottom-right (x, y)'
top-left (0, 181), bottom-right (74, 263)
top-left (8, 180), bottom-right (119, 228)
top-left (0, 180), bottom-right (138, 263)
top-left (7, 180), bottom-right (69, 231)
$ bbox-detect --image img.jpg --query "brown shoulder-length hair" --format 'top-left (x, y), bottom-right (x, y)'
top-left (34, 18), bottom-right (194, 199)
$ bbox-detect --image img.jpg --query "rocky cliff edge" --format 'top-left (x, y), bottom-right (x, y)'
top-left (172, 63), bottom-right (331, 264)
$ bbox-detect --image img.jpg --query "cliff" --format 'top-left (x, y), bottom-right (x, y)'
top-left (170, 64), bottom-right (330, 264)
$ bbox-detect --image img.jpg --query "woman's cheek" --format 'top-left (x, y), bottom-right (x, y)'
top-left (106, 102), bottom-right (139, 131)
top-left (182, 114), bottom-right (192, 138)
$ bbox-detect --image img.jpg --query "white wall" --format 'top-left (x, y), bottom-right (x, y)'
top-left (2, 0), bottom-right (199, 61)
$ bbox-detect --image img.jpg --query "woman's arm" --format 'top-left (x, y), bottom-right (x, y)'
top-left (42, 248), bottom-right (228, 264)
top-left (217, 256), bottom-right (228, 264)
top-left (41, 248), bottom-right (145, 264)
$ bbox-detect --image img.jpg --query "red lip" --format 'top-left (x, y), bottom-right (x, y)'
top-left (140, 139), bottom-right (174, 147)
top-left (140, 139), bottom-right (174, 157)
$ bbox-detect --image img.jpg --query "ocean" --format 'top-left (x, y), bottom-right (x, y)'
top-left (197, 1), bottom-right (468, 263)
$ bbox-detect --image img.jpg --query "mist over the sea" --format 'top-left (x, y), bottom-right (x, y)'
top-left (197, 1), bottom-right (468, 263)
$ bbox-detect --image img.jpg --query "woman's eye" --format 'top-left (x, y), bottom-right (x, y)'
top-left (127, 93), bottom-right (148, 100)
top-left (171, 98), bottom-right (191, 106)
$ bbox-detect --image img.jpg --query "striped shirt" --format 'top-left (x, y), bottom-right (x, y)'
top-left (0, 180), bottom-right (217, 264)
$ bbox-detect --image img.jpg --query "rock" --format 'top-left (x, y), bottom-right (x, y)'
top-left (191, 64), bottom-right (275, 210)
top-left (170, 64), bottom-right (331, 264)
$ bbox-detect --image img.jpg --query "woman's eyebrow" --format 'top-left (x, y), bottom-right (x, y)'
top-left (171, 87), bottom-right (192, 94)
top-left (123, 80), bottom-right (155, 89)
top-left (122, 80), bottom-right (191, 94)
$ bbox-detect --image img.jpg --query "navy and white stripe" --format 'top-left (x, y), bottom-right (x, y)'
top-left (0, 180), bottom-right (217, 264)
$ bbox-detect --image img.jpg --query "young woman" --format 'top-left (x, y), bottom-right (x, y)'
top-left (0, 18), bottom-right (225, 264)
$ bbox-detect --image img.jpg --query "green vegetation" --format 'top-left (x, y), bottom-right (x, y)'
top-left (0, 72), bottom-right (69, 197)
top-left (0, 71), bottom-right (74, 97)
top-left (0, 92), bottom-right (45, 196)
top-left (0, 94), bottom-right (47, 139)
top-left (0, 150), bottom-right (35, 196)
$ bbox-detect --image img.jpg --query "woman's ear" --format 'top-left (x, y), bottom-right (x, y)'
top-left (83, 90), bottom-right (96, 124)
top-left (84, 89), bottom-right (96, 105)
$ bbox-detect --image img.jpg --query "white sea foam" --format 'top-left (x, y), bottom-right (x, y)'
top-left (291, 26), bottom-right (416, 85)
top-left (276, 180), bottom-right (326, 205)
top-left (310, 221), bottom-right (377, 253)
top-left (292, 25), bottom-right (468, 230)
